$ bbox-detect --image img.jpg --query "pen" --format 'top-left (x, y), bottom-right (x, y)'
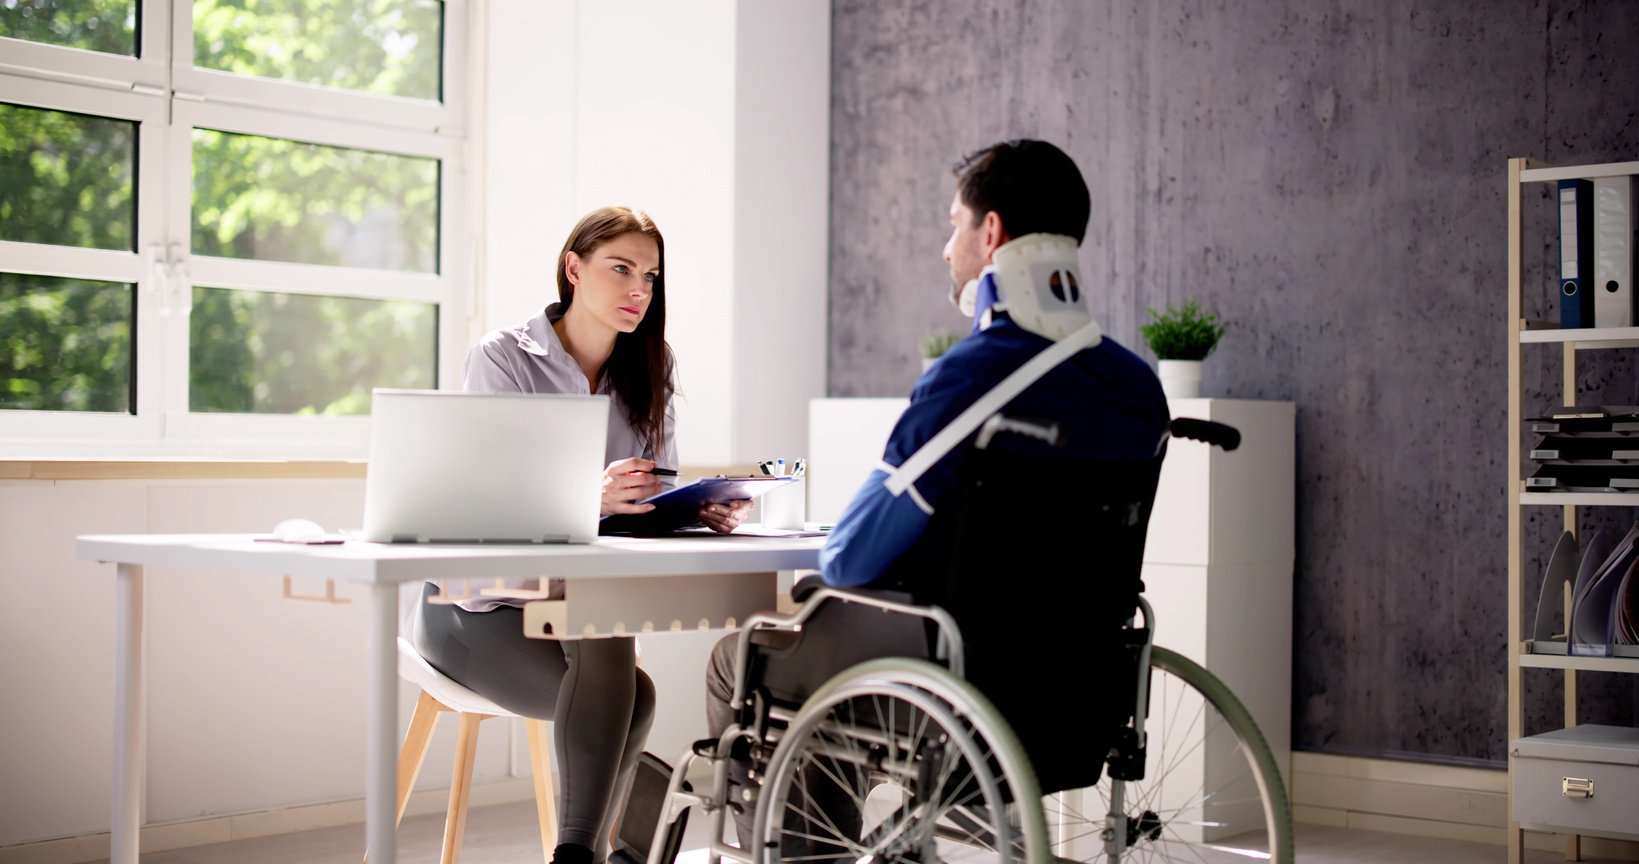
top-left (649, 467), bottom-right (679, 477)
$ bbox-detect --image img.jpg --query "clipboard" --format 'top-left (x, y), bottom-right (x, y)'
top-left (599, 475), bottom-right (798, 535)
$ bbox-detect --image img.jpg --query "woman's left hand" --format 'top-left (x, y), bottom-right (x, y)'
top-left (697, 499), bottom-right (752, 534)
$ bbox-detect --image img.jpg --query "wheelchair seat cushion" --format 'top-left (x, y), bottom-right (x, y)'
top-left (746, 597), bottom-right (932, 710)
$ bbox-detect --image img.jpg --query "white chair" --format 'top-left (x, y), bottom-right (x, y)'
top-left (380, 636), bottom-right (557, 864)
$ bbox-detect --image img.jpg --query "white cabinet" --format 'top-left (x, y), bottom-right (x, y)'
top-left (806, 398), bottom-right (908, 524)
top-left (1142, 398), bottom-right (1296, 790)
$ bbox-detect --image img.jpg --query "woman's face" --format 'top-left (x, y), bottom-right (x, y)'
top-left (565, 232), bottom-right (661, 334)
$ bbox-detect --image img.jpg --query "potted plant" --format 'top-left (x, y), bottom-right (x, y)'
top-left (918, 330), bottom-right (962, 373)
top-left (1139, 299), bottom-right (1226, 398)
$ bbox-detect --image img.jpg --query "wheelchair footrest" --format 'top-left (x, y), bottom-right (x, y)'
top-left (610, 752), bottom-right (692, 864)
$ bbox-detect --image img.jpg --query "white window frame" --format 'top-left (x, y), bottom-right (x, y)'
top-left (0, 1), bottom-right (170, 93)
top-left (0, 72), bottom-right (167, 445)
top-left (0, 0), bottom-right (469, 459)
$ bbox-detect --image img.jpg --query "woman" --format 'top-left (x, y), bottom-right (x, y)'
top-left (412, 206), bottom-right (751, 864)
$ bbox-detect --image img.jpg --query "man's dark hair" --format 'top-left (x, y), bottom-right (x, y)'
top-left (952, 139), bottom-right (1090, 243)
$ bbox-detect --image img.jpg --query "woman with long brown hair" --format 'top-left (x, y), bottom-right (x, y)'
top-left (411, 206), bottom-right (750, 864)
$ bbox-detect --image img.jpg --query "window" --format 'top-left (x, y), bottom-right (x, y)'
top-left (0, 0), bottom-right (466, 454)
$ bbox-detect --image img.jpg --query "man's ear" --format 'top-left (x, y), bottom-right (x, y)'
top-left (980, 210), bottom-right (1009, 258)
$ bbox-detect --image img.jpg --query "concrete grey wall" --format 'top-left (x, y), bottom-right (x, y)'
top-left (828, 0), bottom-right (1639, 764)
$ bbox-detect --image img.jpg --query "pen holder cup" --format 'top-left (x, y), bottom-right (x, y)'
top-left (760, 478), bottom-right (806, 530)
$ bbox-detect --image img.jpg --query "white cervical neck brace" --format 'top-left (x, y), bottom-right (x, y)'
top-left (885, 234), bottom-right (1104, 498)
top-left (985, 233), bottom-right (1098, 341)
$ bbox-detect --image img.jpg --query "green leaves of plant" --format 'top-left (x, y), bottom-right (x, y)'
top-left (919, 330), bottom-right (962, 359)
top-left (1140, 299), bottom-right (1225, 361)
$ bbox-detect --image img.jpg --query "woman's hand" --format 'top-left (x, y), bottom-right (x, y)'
top-left (602, 457), bottom-right (664, 516)
top-left (697, 499), bottom-right (752, 534)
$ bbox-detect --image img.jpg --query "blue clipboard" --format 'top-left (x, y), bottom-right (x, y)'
top-left (598, 475), bottom-right (798, 535)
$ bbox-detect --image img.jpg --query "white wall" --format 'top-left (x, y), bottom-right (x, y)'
top-left (0, 2), bottom-right (834, 850)
top-left (0, 478), bottom-right (727, 848)
top-left (482, 0), bottom-right (830, 466)
top-left (0, 480), bottom-right (514, 846)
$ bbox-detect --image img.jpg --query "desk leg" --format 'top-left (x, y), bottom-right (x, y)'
top-left (367, 583), bottom-right (400, 863)
top-left (112, 563), bottom-right (144, 864)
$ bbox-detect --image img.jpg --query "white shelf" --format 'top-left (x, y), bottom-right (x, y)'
top-left (1519, 491), bottom-right (1639, 506)
top-left (1520, 652), bottom-right (1639, 674)
top-left (1520, 324), bottom-right (1639, 348)
top-left (1520, 160), bottom-right (1639, 183)
top-left (1514, 495), bottom-right (1639, 508)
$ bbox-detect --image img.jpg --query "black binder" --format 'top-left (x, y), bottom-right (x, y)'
top-left (1559, 179), bottom-right (1595, 328)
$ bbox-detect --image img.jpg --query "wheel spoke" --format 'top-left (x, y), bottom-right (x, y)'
top-left (758, 661), bottom-right (1045, 864)
top-left (1055, 649), bottom-right (1289, 864)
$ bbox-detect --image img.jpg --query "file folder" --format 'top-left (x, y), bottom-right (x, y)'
top-left (1615, 562), bottom-right (1639, 646)
top-left (1530, 530), bottom-right (1578, 649)
top-left (1529, 435), bottom-right (1639, 463)
top-left (1531, 418), bottom-right (1639, 434)
top-left (1572, 523), bottom-right (1639, 656)
top-left (1526, 464), bottom-right (1639, 491)
top-left (1593, 175), bottom-right (1635, 327)
top-left (598, 475), bottom-right (797, 535)
top-left (1529, 405), bottom-right (1639, 435)
top-left (1559, 179), bottom-right (1595, 328)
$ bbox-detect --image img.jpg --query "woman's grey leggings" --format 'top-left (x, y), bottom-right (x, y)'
top-left (411, 582), bottom-right (655, 857)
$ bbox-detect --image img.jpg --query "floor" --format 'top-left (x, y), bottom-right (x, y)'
top-left (117, 800), bottom-right (1630, 864)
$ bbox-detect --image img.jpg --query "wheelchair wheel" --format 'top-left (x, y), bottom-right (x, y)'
top-left (754, 658), bottom-right (1049, 864)
top-left (1043, 646), bottom-right (1292, 863)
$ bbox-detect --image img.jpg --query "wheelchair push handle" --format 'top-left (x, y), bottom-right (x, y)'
top-left (1170, 418), bottom-right (1240, 451)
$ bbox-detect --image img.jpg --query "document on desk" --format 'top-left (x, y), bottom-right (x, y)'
top-left (724, 526), bottom-right (830, 539)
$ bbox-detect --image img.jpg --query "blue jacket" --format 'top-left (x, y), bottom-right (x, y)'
top-left (819, 313), bottom-right (1169, 588)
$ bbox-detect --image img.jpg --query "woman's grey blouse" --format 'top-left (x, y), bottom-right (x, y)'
top-left (452, 302), bottom-right (677, 612)
top-left (464, 303), bottom-right (678, 470)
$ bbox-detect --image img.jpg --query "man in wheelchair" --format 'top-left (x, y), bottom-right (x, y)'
top-left (695, 139), bottom-right (1172, 862)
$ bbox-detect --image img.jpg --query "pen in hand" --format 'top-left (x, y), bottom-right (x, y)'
top-left (649, 467), bottom-right (679, 477)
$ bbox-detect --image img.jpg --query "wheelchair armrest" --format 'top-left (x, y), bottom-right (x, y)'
top-left (791, 573), bottom-right (915, 606)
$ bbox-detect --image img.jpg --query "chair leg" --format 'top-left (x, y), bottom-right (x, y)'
top-left (365, 689), bottom-right (447, 864)
top-left (399, 690), bottom-right (446, 825)
top-left (526, 718), bottom-right (558, 862)
top-left (441, 712), bottom-right (483, 864)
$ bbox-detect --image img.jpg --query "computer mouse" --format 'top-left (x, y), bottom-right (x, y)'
top-left (273, 518), bottom-right (326, 542)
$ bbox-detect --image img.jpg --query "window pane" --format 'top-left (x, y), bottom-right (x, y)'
top-left (0, 103), bottom-right (136, 251)
top-left (192, 129), bottom-right (439, 272)
top-left (193, 0), bottom-right (442, 101)
top-left (190, 286), bottom-right (436, 415)
top-left (0, 0), bottom-right (136, 56)
top-left (0, 273), bottom-right (133, 413)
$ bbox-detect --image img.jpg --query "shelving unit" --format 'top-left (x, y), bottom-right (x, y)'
top-left (1506, 157), bottom-right (1639, 864)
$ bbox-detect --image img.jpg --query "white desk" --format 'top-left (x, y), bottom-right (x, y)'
top-left (75, 532), bottom-right (825, 864)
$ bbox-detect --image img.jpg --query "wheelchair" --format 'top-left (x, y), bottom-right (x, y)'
top-left (648, 414), bottom-right (1292, 864)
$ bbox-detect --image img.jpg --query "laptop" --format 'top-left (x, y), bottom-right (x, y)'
top-left (361, 389), bottom-right (610, 543)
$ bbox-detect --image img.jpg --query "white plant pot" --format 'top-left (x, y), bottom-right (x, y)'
top-left (921, 356), bottom-right (938, 373)
top-left (1157, 359), bottom-right (1203, 398)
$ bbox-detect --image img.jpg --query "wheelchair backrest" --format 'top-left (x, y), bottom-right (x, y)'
top-left (907, 429), bottom-right (1164, 793)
